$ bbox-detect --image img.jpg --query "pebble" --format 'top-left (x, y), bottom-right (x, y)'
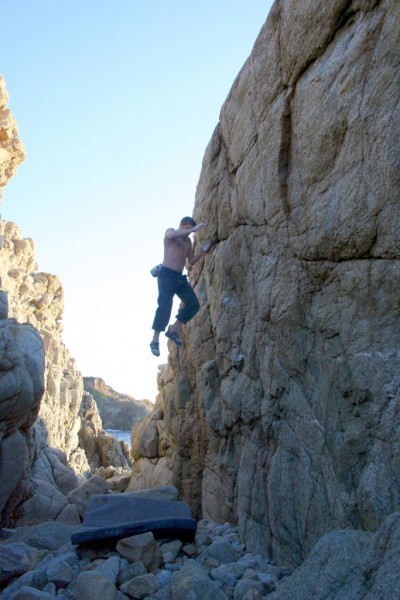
top-left (0, 519), bottom-right (291, 599)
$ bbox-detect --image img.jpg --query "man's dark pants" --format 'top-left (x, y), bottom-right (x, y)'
top-left (152, 266), bottom-right (200, 332)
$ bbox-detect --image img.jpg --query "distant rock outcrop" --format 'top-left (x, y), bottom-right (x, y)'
top-left (78, 391), bottom-right (131, 472)
top-left (129, 0), bottom-right (400, 569)
top-left (84, 376), bottom-right (153, 430)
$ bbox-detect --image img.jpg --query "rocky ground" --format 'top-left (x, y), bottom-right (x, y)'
top-left (0, 519), bottom-right (290, 600)
top-left (2, 504), bottom-right (399, 600)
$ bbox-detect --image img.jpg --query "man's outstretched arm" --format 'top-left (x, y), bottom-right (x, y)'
top-left (165, 223), bottom-right (205, 240)
top-left (187, 240), bottom-right (211, 266)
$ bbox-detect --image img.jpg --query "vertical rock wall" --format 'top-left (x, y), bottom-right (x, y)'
top-left (0, 72), bottom-right (85, 461)
top-left (131, 0), bottom-right (400, 568)
top-left (0, 74), bottom-right (92, 524)
top-left (0, 222), bottom-right (84, 461)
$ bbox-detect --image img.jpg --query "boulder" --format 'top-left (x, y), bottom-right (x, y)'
top-left (74, 571), bottom-right (119, 600)
top-left (116, 532), bottom-right (162, 571)
top-left (67, 475), bottom-right (110, 519)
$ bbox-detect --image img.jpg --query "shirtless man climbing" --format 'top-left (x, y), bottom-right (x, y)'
top-left (150, 216), bottom-right (210, 356)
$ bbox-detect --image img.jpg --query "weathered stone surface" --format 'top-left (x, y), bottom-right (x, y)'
top-left (66, 475), bottom-right (110, 518)
top-left (2, 521), bottom-right (79, 551)
top-left (127, 455), bottom-right (174, 492)
top-left (170, 562), bottom-right (227, 600)
top-left (0, 141), bottom-right (119, 522)
top-left (0, 289), bottom-right (8, 319)
top-left (78, 391), bottom-right (131, 473)
top-left (131, 411), bottom-right (162, 460)
top-left (104, 469), bottom-right (132, 492)
top-left (83, 376), bottom-right (153, 429)
top-left (0, 316), bottom-right (45, 525)
top-left (79, 391), bottom-right (103, 436)
top-left (130, 0), bottom-right (400, 570)
top-left (6, 586), bottom-right (55, 600)
top-left (116, 532), bottom-right (162, 571)
top-left (120, 572), bottom-right (159, 599)
top-left (124, 484), bottom-right (179, 502)
top-left (0, 429), bottom-right (29, 515)
top-left (0, 542), bottom-right (32, 584)
top-left (68, 446), bottom-right (92, 475)
top-left (268, 513), bottom-right (400, 599)
top-left (74, 571), bottom-right (119, 600)
top-left (117, 561), bottom-right (147, 586)
top-left (0, 75), bottom-right (26, 199)
top-left (0, 220), bottom-right (83, 458)
top-left (16, 479), bottom-right (69, 526)
top-left (97, 433), bottom-right (130, 469)
top-left (31, 447), bottom-right (81, 495)
top-left (0, 516), bottom-right (398, 599)
top-left (45, 554), bottom-right (75, 587)
top-left (0, 82), bottom-right (142, 531)
top-left (1, 555), bottom-right (53, 600)
top-left (56, 502), bottom-right (81, 525)
top-left (198, 540), bottom-right (240, 566)
top-left (92, 555), bottom-right (122, 584)
top-left (0, 318), bottom-right (45, 440)
top-left (0, 216), bottom-right (87, 523)
top-left (160, 539), bottom-right (183, 564)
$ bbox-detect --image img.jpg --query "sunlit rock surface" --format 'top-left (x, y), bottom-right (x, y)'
top-left (130, 0), bottom-right (400, 568)
top-left (0, 75), bottom-right (25, 199)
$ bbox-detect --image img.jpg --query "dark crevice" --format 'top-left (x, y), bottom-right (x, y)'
top-left (278, 87), bottom-right (294, 216)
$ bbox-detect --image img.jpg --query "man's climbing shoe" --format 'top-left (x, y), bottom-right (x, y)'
top-left (150, 341), bottom-right (160, 356)
top-left (165, 328), bottom-right (182, 346)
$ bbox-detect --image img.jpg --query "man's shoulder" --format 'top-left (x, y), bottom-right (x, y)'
top-left (164, 227), bottom-right (176, 239)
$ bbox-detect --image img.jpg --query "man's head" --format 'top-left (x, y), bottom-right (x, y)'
top-left (180, 216), bottom-right (196, 229)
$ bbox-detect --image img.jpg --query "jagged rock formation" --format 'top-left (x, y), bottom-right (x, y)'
top-left (0, 290), bottom-right (111, 526)
top-left (0, 76), bottom-right (25, 200)
top-left (130, 0), bottom-right (400, 568)
top-left (0, 74), bottom-right (93, 470)
top-left (83, 377), bottom-right (153, 430)
top-left (78, 391), bottom-right (131, 472)
top-left (0, 76), bottom-right (130, 525)
top-left (0, 219), bottom-right (87, 469)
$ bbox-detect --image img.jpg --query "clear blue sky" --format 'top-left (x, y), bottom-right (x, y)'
top-left (1, 0), bottom-right (273, 401)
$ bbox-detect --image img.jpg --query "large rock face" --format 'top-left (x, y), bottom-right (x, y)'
top-left (0, 305), bottom-right (45, 521)
top-left (130, 0), bottom-right (400, 568)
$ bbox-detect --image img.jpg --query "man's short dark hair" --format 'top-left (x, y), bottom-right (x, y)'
top-left (180, 216), bottom-right (196, 227)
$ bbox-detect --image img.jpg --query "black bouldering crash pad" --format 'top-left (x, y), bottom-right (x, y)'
top-left (70, 493), bottom-right (197, 545)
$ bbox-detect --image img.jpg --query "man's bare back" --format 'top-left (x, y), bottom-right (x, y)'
top-left (162, 222), bottom-right (206, 273)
